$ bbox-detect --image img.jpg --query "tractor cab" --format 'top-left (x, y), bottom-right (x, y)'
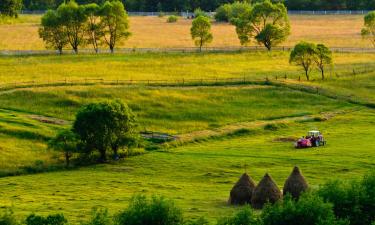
top-left (307, 131), bottom-right (321, 137)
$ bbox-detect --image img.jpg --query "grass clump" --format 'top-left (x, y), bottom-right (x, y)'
top-left (167, 15), bottom-right (178, 23)
top-left (263, 123), bottom-right (287, 131)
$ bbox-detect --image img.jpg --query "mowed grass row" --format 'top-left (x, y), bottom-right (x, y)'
top-left (0, 109), bottom-right (373, 223)
top-left (0, 52), bottom-right (375, 84)
top-left (0, 84), bottom-right (354, 174)
top-left (0, 15), bottom-right (369, 50)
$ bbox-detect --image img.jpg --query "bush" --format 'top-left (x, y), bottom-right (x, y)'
top-left (217, 206), bottom-right (258, 225)
top-left (0, 208), bottom-right (18, 225)
top-left (114, 195), bottom-right (183, 225)
top-left (25, 214), bottom-right (67, 225)
top-left (318, 171), bottom-right (375, 225)
top-left (214, 4), bottom-right (232, 22)
top-left (261, 193), bottom-right (347, 225)
top-left (167, 15), bottom-right (178, 23)
top-left (83, 207), bottom-right (112, 225)
top-left (194, 8), bottom-right (208, 18)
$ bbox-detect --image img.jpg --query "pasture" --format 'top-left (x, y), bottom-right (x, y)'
top-left (0, 14), bottom-right (369, 50)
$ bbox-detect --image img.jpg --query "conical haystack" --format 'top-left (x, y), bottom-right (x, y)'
top-left (283, 166), bottom-right (309, 199)
top-left (228, 173), bottom-right (256, 205)
top-left (251, 173), bottom-right (282, 209)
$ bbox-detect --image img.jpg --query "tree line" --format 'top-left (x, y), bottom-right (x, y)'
top-left (16, 0), bottom-right (375, 12)
top-left (1, 171), bottom-right (374, 225)
top-left (38, 0), bottom-right (130, 54)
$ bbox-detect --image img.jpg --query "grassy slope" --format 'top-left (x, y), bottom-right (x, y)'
top-left (0, 109), bottom-right (373, 223)
top-left (0, 15), bottom-right (369, 50)
top-left (0, 52), bottom-right (375, 84)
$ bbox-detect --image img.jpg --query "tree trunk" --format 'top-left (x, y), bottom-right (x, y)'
top-left (58, 48), bottom-right (63, 55)
top-left (65, 152), bottom-right (70, 167)
top-left (73, 46), bottom-right (78, 54)
top-left (98, 149), bottom-right (107, 163)
top-left (305, 70), bottom-right (310, 81)
top-left (110, 45), bottom-right (114, 54)
top-left (321, 68), bottom-right (325, 80)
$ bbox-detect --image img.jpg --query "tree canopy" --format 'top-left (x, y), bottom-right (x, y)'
top-left (289, 41), bottom-right (317, 81)
top-left (190, 15), bottom-right (213, 52)
top-left (362, 11), bottom-right (375, 47)
top-left (0, 0), bottom-right (22, 17)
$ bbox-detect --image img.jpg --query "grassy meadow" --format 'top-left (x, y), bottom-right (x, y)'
top-left (0, 14), bottom-right (370, 50)
top-left (0, 109), bottom-right (373, 223)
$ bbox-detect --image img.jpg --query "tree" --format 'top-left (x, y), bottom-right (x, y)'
top-left (231, 0), bottom-right (290, 50)
top-left (100, 0), bottom-right (131, 53)
top-left (72, 100), bottom-right (137, 162)
top-left (314, 44), bottom-right (332, 80)
top-left (290, 42), bottom-right (317, 81)
top-left (39, 10), bottom-right (68, 54)
top-left (190, 15), bottom-right (213, 52)
top-left (48, 129), bottom-right (78, 167)
top-left (0, 0), bottom-right (22, 18)
top-left (84, 3), bottom-right (103, 53)
top-left (361, 11), bottom-right (375, 47)
top-left (57, 1), bottom-right (87, 54)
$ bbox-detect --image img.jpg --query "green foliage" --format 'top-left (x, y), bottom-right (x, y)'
top-left (217, 206), bottom-right (258, 225)
top-left (73, 99), bottom-right (137, 162)
top-left (231, 0), bottom-right (290, 49)
top-left (229, 2), bottom-right (252, 21)
top-left (0, 0), bottom-right (22, 18)
top-left (184, 217), bottom-right (209, 225)
top-left (83, 207), bottom-right (112, 225)
top-left (100, 0), bottom-right (131, 53)
top-left (0, 208), bottom-right (18, 225)
top-left (361, 11), bottom-right (375, 47)
top-left (57, 1), bottom-right (88, 53)
top-left (314, 44), bottom-right (333, 80)
top-left (290, 41), bottom-right (317, 81)
top-left (317, 171), bottom-right (375, 225)
top-left (190, 16), bottom-right (213, 51)
top-left (214, 4), bottom-right (232, 22)
top-left (48, 129), bottom-right (78, 167)
top-left (194, 8), bottom-right (208, 18)
top-left (167, 15), bottom-right (178, 23)
top-left (84, 3), bottom-right (103, 53)
top-left (39, 10), bottom-right (68, 54)
top-left (261, 193), bottom-right (347, 225)
top-left (25, 214), bottom-right (67, 225)
top-left (114, 195), bottom-right (183, 225)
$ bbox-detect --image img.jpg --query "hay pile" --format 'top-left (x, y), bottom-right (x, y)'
top-left (283, 166), bottom-right (309, 199)
top-left (228, 173), bottom-right (256, 205)
top-left (251, 173), bottom-right (282, 209)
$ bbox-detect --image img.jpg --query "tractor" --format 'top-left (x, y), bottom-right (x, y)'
top-left (295, 130), bottom-right (326, 148)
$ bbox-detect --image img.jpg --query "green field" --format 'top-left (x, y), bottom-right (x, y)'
top-left (0, 50), bottom-right (374, 224)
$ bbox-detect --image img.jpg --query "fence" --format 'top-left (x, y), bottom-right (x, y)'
top-left (1, 46), bottom-right (375, 56)
top-left (288, 10), bottom-right (371, 15)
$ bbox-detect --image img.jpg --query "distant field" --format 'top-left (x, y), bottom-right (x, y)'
top-left (0, 109), bottom-right (373, 223)
top-left (1, 52), bottom-right (375, 84)
top-left (0, 14), bottom-right (369, 50)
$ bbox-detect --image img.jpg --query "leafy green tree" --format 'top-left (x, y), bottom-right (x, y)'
top-left (100, 0), bottom-right (131, 53)
top-left (194, 8), bottom-right (208, 18)
top-left (190, 15), bottom-right (213, 52)
top-left (39, 10), bottom-right (68, 54)
top-left (48, 129), bottom-right (78, 167)
top-left (83, 207), bottom-right (112, 225)
top-left (314, 44), bottom-right (332, 80)
top-left (25, 214), bottom-right (67, 225)
top-left (0, 0), bottom-right (22, 18)
top-left (84, 3), bottom-right (103, 53)
top-left (72, 100), bottom-right (137, 162)
top-left (231, 0), bottom-right (290, 50)
top-left (57, 1), bottom-right (87, 54)
top-left (214, 3), bottom-right (232, 22)
top-left (361, 11), bottom-right (375, 47)
top-left (289, 41), bottom-right (317, 81)
top-left (217, 206), bottom-right (258, 225)
top-left (0, 208), bottom-right (18, 225)
top-left (114, 195), bottom-right (183, 225)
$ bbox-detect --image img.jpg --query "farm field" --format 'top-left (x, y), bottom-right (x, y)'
top-left (1, 52), bottom-right (375, 84)
top-left (0, 108), bottom-right (374, 223)
top-left (0, 14), bottom-right (369, 50)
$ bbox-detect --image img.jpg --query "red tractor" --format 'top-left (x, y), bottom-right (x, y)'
top-left (295, 131), bottom-right (326, 148)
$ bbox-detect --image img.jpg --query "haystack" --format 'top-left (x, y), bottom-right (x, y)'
top-left (251, 173), bottom-right (282, 209)
top-left (228, 173), bottom-right (256, 205)
top-left (283, 166), bottom-right (309, 199)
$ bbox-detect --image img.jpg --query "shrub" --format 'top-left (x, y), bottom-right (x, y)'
top-left (194, 8), bottom-right (208, 18)
top-left (317, 171), bottom-right (375, 225)
top-left (114, 195), bottom-right (183, 225)
top-left (214, 4), bottom-right (231, 22)
top-left (83, 207), bottom-right (112, 225)
top-left (0, 208), bottom-right (18, 225)
top-left (261, 193), bottom-right (347, 225)
top-left (25, 213), bottom-right (67, 225)
top-left (167, 15), bottom-right (178, 23)
top-left (217, 206), bottom-right (258, 225)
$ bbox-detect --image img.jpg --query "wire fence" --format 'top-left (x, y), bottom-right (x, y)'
top-left (1, 46), bottom-right (375, 56)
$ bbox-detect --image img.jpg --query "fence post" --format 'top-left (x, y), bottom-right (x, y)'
top-left (276, 75), bottom-right (278, 80)
top-left (284, 74), bottom-right (287, 80)
top-left (298, 76), bottom-right (301, 82)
